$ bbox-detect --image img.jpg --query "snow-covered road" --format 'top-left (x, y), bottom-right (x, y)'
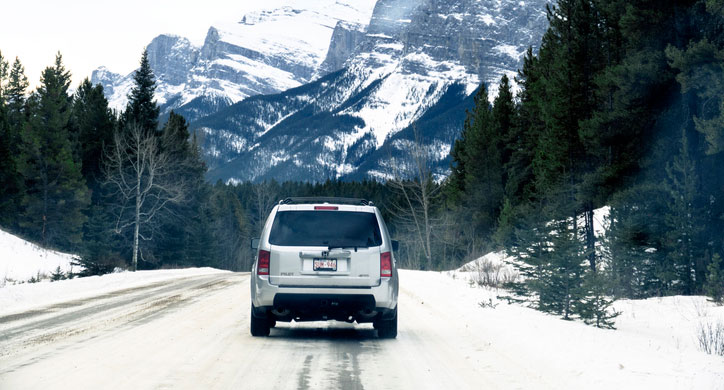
top-left (1, 270), bottom-right (722, 389)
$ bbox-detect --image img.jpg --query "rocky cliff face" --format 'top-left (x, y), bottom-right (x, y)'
top-left (91, 0), bottom-right (549, 183)
top-left (402, 0), bottom-right (549, 84)
top-left (192, 0), bottom-right (551, 183)
top-left (318, 22), bottom-right (367, 76)
top-left (91, 0), bottom-right (377, 121)
top-left (145, 35), bottom-right (198, 86)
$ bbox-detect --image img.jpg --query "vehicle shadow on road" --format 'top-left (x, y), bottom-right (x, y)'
top-left (268, 323), bottom-right (379, 341)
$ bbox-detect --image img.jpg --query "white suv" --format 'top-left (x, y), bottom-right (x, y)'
top-left (250, 197), bottom-right (399, 338)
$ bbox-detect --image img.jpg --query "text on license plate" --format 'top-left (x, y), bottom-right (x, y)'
top-left (313, 258), bottom-right (337, 271)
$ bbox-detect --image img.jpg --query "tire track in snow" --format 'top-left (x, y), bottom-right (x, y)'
top-left (0, 274), bottom-right (240, 362)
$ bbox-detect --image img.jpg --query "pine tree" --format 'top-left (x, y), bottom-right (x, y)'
top-left (533, 0), bottom-right (602, 198)
top-left (66, 79), bottom-right (121, 274)
top-left (444, 84), bottom-right (496, 256)
top-left (543, 209), bottom-right (588, 319)
top-left (207, 183), bottom-right (248, 270)
top-left (705, 253), bottom-right (723, 304)
top-left (496, 48), bottom-right (545, 246)
top-left (76, 203), bottom-right (126, 275)
top-left (668, 38), bottom-right (724, 155)
top-left (575, 272), bottom-right (620, 328)
top-left (446, 84), bottom-right (487, 204)
top-left (154, 112), bottom-right (208, 267)
top-left (493, 74), bottom-right (516, 171)
top-left (603, 185), bottom-right (669, 298)
top-left (6, 57), bottom-right (29, 131)
top-left (505, 205), bottom-right (553, 299)
top-left (122, 49), bottom-right (159, 134)
top-left (0, 51), bottom-right (17, 227)
top-left (0, 56), bottom-right (28, 227)
top-left (71, 79), bottom-right (116, 195)
top-left (507, 199), bottom-right (588, 320)
top-left (504, 47), bottom-right (544, 208)
top-left (0, 52), bottom-right (7, 104)
top-left (461, 81), bottom-right (505, 241)
top-left (50, 266), bottom-right (66, 281)
top-left (17, 53), bottom-right (89, 248)
top-left (535, 0), bottom-right (611, 273)
top-left (160, 112), bottom-right (195, 163)
top-left (663, 127), bottom-right (706, 294)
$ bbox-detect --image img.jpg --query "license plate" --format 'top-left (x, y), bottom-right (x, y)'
top-left (313, 258), bottom-right (337, 271)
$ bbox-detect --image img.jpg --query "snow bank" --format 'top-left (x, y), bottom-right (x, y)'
top-left (0, 229), bottom-right (78, 286)
top-left (412, 269), bottom-right (724, 388)
top-left (0, 229), bottom-right (230, 322)
top-left (448, 206), bottom-right (612, 286)
top-left (442, 243), bottom-right (724, 387)
top-left (447, 251), bottom-right (519, 287)
top-left (614, 295), bottom-right (724, 356)
top-left (0, 267), bottom-right (229, 315)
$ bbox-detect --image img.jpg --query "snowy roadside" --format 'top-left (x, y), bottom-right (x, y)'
top-left (429, 251), bottom-right (724, 388)
top-left (447, 244), bottom-right (724, 361)
top-left (446, 251), bottom-right (519, 287)
top-left (0, 228), bottom-right (232, 315)
top-left (0, 229), bottom-right (78, 286)
top-left (401, 267), bottom-right (724, 388)
top-left (0, 268), bottom-right (231, 316)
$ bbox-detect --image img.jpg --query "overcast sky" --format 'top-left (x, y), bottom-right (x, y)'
top-left (1, 0), bottom-right (277, 89)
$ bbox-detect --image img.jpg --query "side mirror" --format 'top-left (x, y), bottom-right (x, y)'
top-left (251, 238), bottom-right (260, 250)
top-left (391, 240), bottom-right (399, 252)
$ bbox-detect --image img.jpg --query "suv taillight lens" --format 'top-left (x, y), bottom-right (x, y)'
top-left (380, 251), bottom-right (392, 278)
top-left (257, 250), bottom-right (270, 275)
top-left (314, 206), bottom-right (338, 210)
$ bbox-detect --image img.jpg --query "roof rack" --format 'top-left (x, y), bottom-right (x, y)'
top-left (278, 197), bottom-right (374, 206)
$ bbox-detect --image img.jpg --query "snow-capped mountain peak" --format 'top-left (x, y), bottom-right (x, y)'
top-left (92, 0), bottom-right (378, 117)
top-left (92, 0), bottom-right (550, 183)
top-left (192, 0), bottom-right (550, 183)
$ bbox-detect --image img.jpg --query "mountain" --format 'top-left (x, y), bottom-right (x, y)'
top-left (195, 0), bottom-right (550, 183)
top-left (92, 0), bottom-right (549, 183)
top-left (91, 0), bottom-right (377, 122)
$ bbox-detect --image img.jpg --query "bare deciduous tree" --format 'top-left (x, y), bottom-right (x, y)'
top-left (252, 180), bottom-right (279, 235)
top-left (104, 124), bottom-right (187, 271)
top-left (386, 129), bottom-right (442, 270)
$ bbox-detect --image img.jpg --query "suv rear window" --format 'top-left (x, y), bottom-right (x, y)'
top-left (269, 210), bottom-right (383, 247)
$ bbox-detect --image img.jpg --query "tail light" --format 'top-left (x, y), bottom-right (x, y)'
top-left (257, 250), bottom-right (270, 275)
top-left (314, 206), bottom-right (338, 210)
top-left (380, 251), bottom-right (392, 278)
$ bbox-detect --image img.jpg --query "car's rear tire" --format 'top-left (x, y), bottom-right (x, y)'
top-left (375, 307), bottom-right (397, 339)
top-left (250, 305), bottom-right (270, 337)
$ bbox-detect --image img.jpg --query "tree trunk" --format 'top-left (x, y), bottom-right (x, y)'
top-left (42, 173), bottom-right (48, 246)
top-left (585, 203), bottom-right (596, 272)
top-left (423, 183), bottom-right (432, 269)
top-left (133, 146), bottom-right (142, 272)
top-left (132, 212), bottom-right (139, 271)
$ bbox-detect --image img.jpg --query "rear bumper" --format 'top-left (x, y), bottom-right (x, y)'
top-left (252, 293), bottom-right (396, 323)
top-left (274, 293), bottom-right (375, 309)
top-left (251, 275), bottom-right (398, 321)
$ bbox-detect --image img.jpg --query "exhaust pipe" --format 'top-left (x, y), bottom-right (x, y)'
top-left (272, 307), bottom-right (290, 317)
top-left (357, 309), bottom-right (378, 319)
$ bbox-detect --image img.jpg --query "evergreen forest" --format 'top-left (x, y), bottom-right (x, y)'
top-left (445, 0), bottom-right (724, 324)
